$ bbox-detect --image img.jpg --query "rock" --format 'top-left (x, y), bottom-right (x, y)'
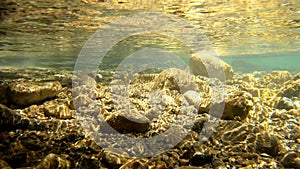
top-left (189, 152), bottom-right (213, 166)
top-left (198, 91), bottom-right (253, 120)
top-left (106, 110), bottom-right (150, 133)
top-left (241, 74), bottom-right (257, 84)
top-left (223, 91), bottom-right (253, 120)
top-left (256, 132), bottom-right (280, 157)
top-left (44, 102), bottom-right (74, 119)
top-left (75, 154), bottom-right (103, 169)
top-left (280, 151), bottom-right (300, 169)
top-left (152, 68), bottom-right (198, 93)
top-left (261, 71), bottom-right (292, 84)
top-left (6, 81), bottom-right (62, 106)
top-left (278, 80), bottom-right (300, 98)
top-left (119, 158), bottom-right (148, 169)
top-left (274, 97), bottom-right (295, 110)
top-left (0, 82), bottom-right (7, 105)
top-left (36, 153), bottom-right (71, 169)
top-left (0, 104), bottom-right (29, 131)
top-left (293, 72), bottom-right (300, 81)
top-left (189, 54), bottom-right (234, 80)
top-left (0, 159), bottom-right (12, 169)
top-left (101, 150), bottom-right (129, 168)
top-left (294, 101), bottom-right (300, 110)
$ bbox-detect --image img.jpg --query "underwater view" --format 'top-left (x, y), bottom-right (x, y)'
top-left (0, 0), bottom-right (300, 168)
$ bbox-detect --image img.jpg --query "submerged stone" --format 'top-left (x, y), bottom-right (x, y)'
top-left (36, 153), bottom-right (71, 169)
top-left (106, 110), bottom-right (150, 133)
top-left (0, 104), bottom-right (29, 131)
top-left (278, 80), bottom-right (300, 98)
top-left (152, 68), bottom-right (198, 93)
top-left (0, 159), bottom-right (12, 169)
top-left (261, 70), bottom-right (292, 84)
top-left (274, 97), bottom-right (295, 110)
top-left (198, 91), bottom-right (253, 120)
top-left (280, 151), bottom-right (300, 169)
top-left (6, 81), bottom-right (62, 106)
top-left (189, 54), bottom-right (234, 80)
top-left (44, 102), bottom-right (74, 119)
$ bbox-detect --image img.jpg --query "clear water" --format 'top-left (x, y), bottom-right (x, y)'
top-left (0, 0), bottom-right (299, 73)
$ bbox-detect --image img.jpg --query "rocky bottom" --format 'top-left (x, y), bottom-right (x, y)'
top-left (0, 67), bottom-right (300, 169)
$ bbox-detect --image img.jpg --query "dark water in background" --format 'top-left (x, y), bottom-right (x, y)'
top-left (0, 0), bottom-right (299, 73)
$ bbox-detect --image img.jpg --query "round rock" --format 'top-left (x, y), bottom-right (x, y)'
top-left (106, 110), bottom-right (150, 133)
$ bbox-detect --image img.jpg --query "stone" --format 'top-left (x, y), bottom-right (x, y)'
top-left (261, 70), bottom-right (293, 84)
top-left (6, 81), bottom-right (62, 106)
top-left (0, 159), bottom-right (12, 169)
top-left (293, 72), bottom-right (300, 81)
top-left (189, 152), bottom-right (213, 166)
top-left (152, 68), bottom-right (199, 93)
top-left (198, 91), bottom-right (253, 120)
top-left (36, 153), bottom-right (71, 169)
top-left (223, 91), bottom-right (253, 120)
top-left (189, 54), bottom-right (234, 80)
top-left (280, 151), bottom-right (300, 169)
top-left (119, 158), bottom-right (148, 169)
top-left (274, 97), bottom-right (295, 110)
top-left (106, 110), bottom-right (150, 133)
top-left (255, 132), bottom-right (279, 157)
top-left (101, 150), bottom-right (129, 168)
top-left (0, 82), bottom-right (7, 105)
top-left (278, 80), bottom-right (300, 98)
top-left (0, 104), bottom-right (29, 131)
top-left (44, 102), bottom-right (74, 119)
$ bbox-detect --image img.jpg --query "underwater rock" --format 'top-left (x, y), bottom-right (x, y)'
top-left (223, 91), bottom-right (253, 120)
top-left (280, 151), bottom-right (300, 169)
top-left (119, 158), bottom-right (148, 169)
top-left (0, 159), bottom-right (12, 169)
top-left (0, 82), bottom-right (7, 105)
top-left (152, 68), bottom-right (198, 93)
top-left (198, 91), bottom-right (253, 120)
top-left (36, 153), bottom-right (71, 169)
top-left (293, 72), bottom-right (300, 81)
top-left (0, 104), bottom-right (29, 131)
top-left (278, 80), bottom-right (300, 98)
top-left (101, 150), bottom-right (129, 168)
top-left (255, 132), bottom-right (280, 157)
top-left (106, 110), bottom-right (150, 133)
top-left (189, 55), bottom-right (234, 80)
top-left (44, 102), bottom-right (74, 119)
top-left (189, 152), bottom-right (213, 166)
top-left (261, 70), bottom-right (292, 84)
top-left (6, 81), bottom-right (62, 106)
top-left (274, 97), bottom-right (295, 110)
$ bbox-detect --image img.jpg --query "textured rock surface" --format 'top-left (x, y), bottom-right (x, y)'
top-left (189, 55), bottom-right (234, 80)
top-left (261, 70), bottom-right (293, 84)
top-left (6, 81), bottom-right (62, 106)
top-left (36, 153), bottom-right (71, 169)
top-left (0, 68), bottom-right (299, 168)
top-left (106, 110), bottom-right (150, 133)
